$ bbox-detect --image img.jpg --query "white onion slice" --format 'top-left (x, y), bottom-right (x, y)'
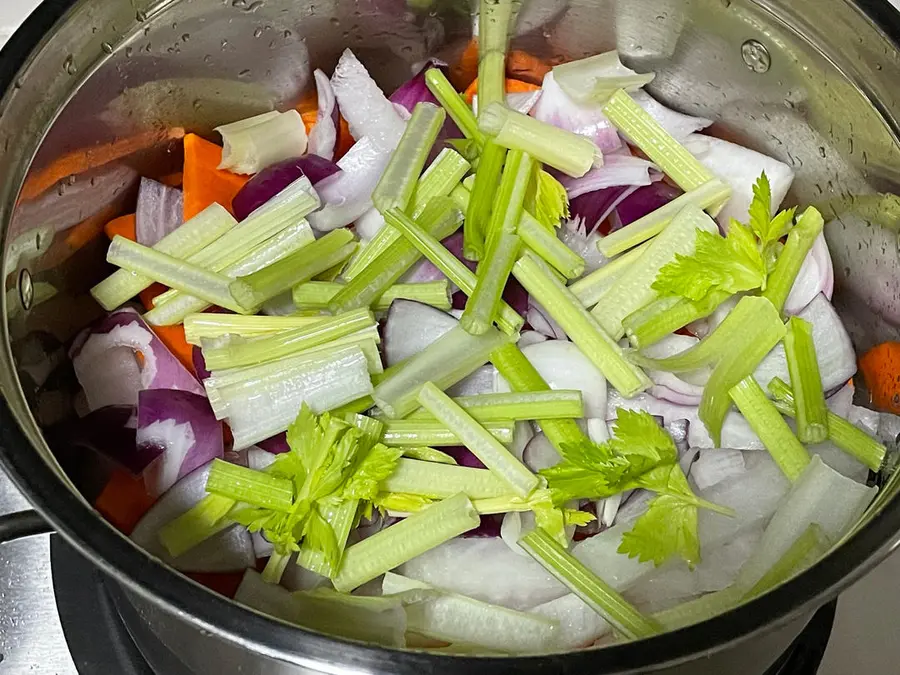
top-left (383, 299), bottom-right (458, 367)
top-left (691, 449), bottom-right (746, 491)
top-left (307, 69), bottom-right (338, 161)
top-left (784, 232), bottom-right (835, 315)
top-left (630, 90), bottom-right (712, 141)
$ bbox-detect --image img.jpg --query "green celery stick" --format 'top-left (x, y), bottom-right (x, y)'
top-left (518, 212), bottom-right (585, 279)
top-left (568, 240), bottom-right (651, 308)
top-left (407, 390), bottom-right (584, 422)
top-left (425, 68), bottom-right (483, 142)
top-left (465, 141), bottom-right (507, 261)
top-left (292, 280), bottom-right (451, 312)
top-left (763, 207), bottom-right (825, 314)
top-left (381, 458), bottom-right (512, 499)
top-left (381, 420), bottom-right (514, 447)
top-left (784, 316), bottom-right (828, 443)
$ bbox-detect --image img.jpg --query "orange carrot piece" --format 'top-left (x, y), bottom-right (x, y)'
top-left (301, 110), bottom-right (318, 135)
top-left (138, 284), bottom-right (168, 311)
top-left (859, 342), bottom-right (900, 414)
top-left (159, 171), bottom-right (184, 188)
top-left (334, 115), bottom-right (355, 161)
top-left (65, 205), bottom-right (119, 252)
top-left (463, 78), bottom-right (542, 104)
top-left (450, 38), bottom-right (480, 91)
top-left (296, 89), bottom-right (319, 115)
top-left (506, 50), bottom-right (552, 85)
top-left (151, 323), bottom-right (196, 373)
top-left (104, 213), bottom-right (137, 242)
top-left (94, 469), bottom-right (156, 535)
top-left (182, 134), bottom-right (249, 220)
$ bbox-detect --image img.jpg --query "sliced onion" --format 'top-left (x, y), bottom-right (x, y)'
top-left (630, 90), bottom-right (712, 141)
top-left (523, 433), bottom-right (561, 472)
top-left (559, 217), bottom-right (611, 273)
top-left (826, 384), bottom-right (854, 419)
top-left (232, 155), bottom-right (340, 222)
top-left (517, 330), bottom-right (549, 349)
top-left (531, 72), bottom-right (622, 153)
top-left (784, 232), bottom-right (834, 315)
top-left (135, 177), bottom-right (183, 247)
top-left (559, 154), bottom-right (655, 199)
top-left (568, 184), bottom-right (642, 238)
top-left (355, 207), bottom-right (387, 242)
top-left (389, 58), bottom-right (445, 112)
top-left (510, 420), bottom-right (535, 461)
top-left (307, 69), bottom-right (339, 161)
top-left (383, 299), bottom-right (459, 367)
top-left (447, 364), bottom-right (497, 397)
top-left (247, 447), bottom-right (279, 471)
top-left (500, 511), bottom-right (532, 557)
top-left (526, 297), bottom-right (568, 340)
top-left (611, 181), bottom-right (682, 229)
top-left (691, 449), bottom-right (746, 491)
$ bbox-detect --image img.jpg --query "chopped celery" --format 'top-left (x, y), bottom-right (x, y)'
top-left (623, 291), bottom-right (730, 349)
top-left (205, 458), bottom-right (294, 511)
top-left (461, 232), bottom-right (522, 335)
top-left (402, 446), bottom-right (458, 464)
top-left (729, 376), bottom-right (810, 481)
top-left (373, 323), bottom-right (514, 419)
top-left (425, 68), bottom-right (483, 142)
top-left (553, 51), bottom-right (655, 104)
top-left (591, 204), bottom-right (719, 340)
top-left (745, 524), bottom-right (829, 600)
top-left (372, 102), bottom-right (446, 214)
top-left (384, 207), bottom-right (524, 334)
top-left (519, 529), bottom-right (661, 640)
top-left (784, 317), bottom-right (828, 444)
top-left (568, 241), bottom-right (651, 308)
top-left (329, 199), bottom-right (462, 314)
top-left (513, 252), bottom-right (651, 397)
top-left (91, 203), bottom-right (237, 311)
top-left (417, 382), bottom-right (539, 497)
top-left (479, 103), bottom-right (598, 178)
top-left (292, 280), bottom-right (450, 312)
top-left (381, 458), bottom-right (513, 499)
top-left (157, 494), bottom-right (236, 557)
top-left (465, 141), bottom-right (507, 261)
top-left (216, 110), bottom-right (308, 174)
top-left (297, 499), bottom-right (359, 576)
top-left (654, 586), bottom-right (745, 631)
top-left (408, 390), bottom-right (584, 422)
top-left (332, 492), bottom-right (480, 592)
top-left (763, 207), bottom-right (825, 314)
top-left (382, 419), bottom-right (514, 447)
top-left (230, 229), bottom-right (357, 310)
top-left (477, 0), bottom-right (515, 116)
top-left (603, 90), bottom-right (715, 191)
top-left (106, 236), bottom-right (247, 312)
top-left (332, 395), bottom-right (376, 416)
top-left (518, 212), bottom-right (585, 279)
top-left (597, 179), bottom-right (732, 257)
top-left (768, 378), bottom-right (886, 471)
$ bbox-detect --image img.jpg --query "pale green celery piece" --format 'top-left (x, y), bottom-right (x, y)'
top-left (401, 446), bottom-right (458, 464)
top-left (603, 89), bottom-right (715, 192)
top-left (784, 316), bottom-right (828, 444)
top-left (768, 378), bottom-right (886, 472)
top-left (623, 291), bottom-right (730, 349)
top-left (183, 313), bottom-right (327, 345)
top-left (329, 199), bottom-right (462, 314)
top-left (332, 492), bottom-right (480, 592)
top-left (205, 458), bottom-right (295, 511)
top-left (590, 204), bottom-right (719, 340)
top-left (477, 0), bottom-right (515, 116)
top-left (372, 102), bottom-right (447, 214)
top-left (654, 586), bottom-right (745, 631)
top-left (216, 110), bottom-right (306, 174)
top-left (106, 236), bottom-right (247, 312)
top-left (597, 179), bottom-right (732, 257)
top-left (729, 376), bottom-right (810, 481)
top-left (344, 149), bottom-right (470, 280)
top-left (763, 207), bottom-right (825, 314)
top-left (628, 295), bottom-right (783, 373)
top-left (461, 231), bottom-right (521, 335)
top-left (381, 457), bottom-right (513, 499)
top-left (417, 382), bottom-right (539, 497)
top-left (292, 280), bottom-right (451, 312)
top-left (553, 50), bottom-right (655, 104)
top-left (384, 207), bottom-right (524, 335)
top-left (465, 141), bottom-right (507, 261)
top-left (513, 252), bottom-right (651, 397)
top-left (158, 494), bottom-right (236, 557)
top-left (744, 524), bottom-right (829, 600)
top-left (332, 395), bottom-right (376, 415)
top-left (518, 212), bottom-right (585, 279)
top-left (372, 324), bottom-right (514, 419)
top-left (425, 68), bottom-right (483, 142)
top-left (230, 229), bottom-right (357, 309)
top-left (381, 420), bottom-right (514, 447)
top-left (91, 203), bottom-right (237, 311)
top-left (262, 552), bottom-right (292, 584)
top-left (297, 499), bottom-right (359, 577)
top-left (479, 103), bottom-right (597, 178)
top-left (407, 390), bottom-right (584, 422)
top-left (568, 240), bottom-right (651, 308)
top-left (490, 343), bottom-right (591, 458)
top-left (519, 529), bottom-right (662, 640)
top-left (201, 309), bottom-right (375, 370)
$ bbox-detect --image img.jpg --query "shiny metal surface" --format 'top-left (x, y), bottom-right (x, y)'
top-left (0, 0), bottom-right (898, 673)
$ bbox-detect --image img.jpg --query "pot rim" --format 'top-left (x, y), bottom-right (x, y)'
top-left (1, 1), bottom-right (900, 672)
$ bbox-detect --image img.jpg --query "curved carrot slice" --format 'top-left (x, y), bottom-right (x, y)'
top-left (94, 469), bottom-right (155, 535)
top-left (450, 38), bottom-right (480, 91)
top-left (104, 213), bottom-right (136, 242)
top-left (859, 342), bottom-right (900, 413)
top-left (463, 77), bottom-right (542, 104)
top-left (301, 110), bottom-right (318, 135)
top-left (151, 322), bottom-right (196, 373)
top-left (183, 133), bottom-right (249, 220)
top-left (506, 50), bottom-right (552, 85)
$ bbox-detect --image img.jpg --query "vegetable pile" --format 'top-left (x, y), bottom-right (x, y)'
top-left (58, 0), bottom-right (900, 654)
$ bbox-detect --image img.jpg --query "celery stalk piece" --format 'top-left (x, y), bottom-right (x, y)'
top-left (417, 382), bottom-right (539, 497)
top-left (205, 458), bottom-right (295, 511)
top-left (374, 323), bottom-right (514, 418)
top-left (568, 241), bottom-right (651, 308)
top-left (332, 395), bottom-right (376, 416)
top-left (597, 179), bottom-right (732, 257)
top-left (768, 377), bottom-right (886, 471)
top-left (329, 199), bottom-right (463, 314)
top-left (591, 204), bottom-right (719, 340)
top-left (744, 524), bottom-right (829, 601)
top-left (623, 291), bottom-right (730, 349)
top-left (654, 586), bottom-right (745, 631)
top-left (344, 149), bottom-right (470, 280)
top-left (292, 280), bottom-right (451, 312)
top-left (201, 309), bottom-right (376, 370)
top-left (486, 149), bottom-right (535, 238)
top-left (157, 494), bottom-right (235, 557)
top-left (216, 110), bottom-right (308, 174)
top-left (763, 207), bottom-right (825, 314)
top-left (461, 231), bottom-right (522, 335)
top-left (106, 236), bottom-right (248, 312)
top-left (518, 212), bottom-right (585, 279)
top-left (553, 51), bottom-right (655, 103)
top-left (332, 492), bottom-right (480, 592)
top-left (401, 447), bottom-right (458, 464)
top-left (465, 141), bottom-right (508, 261)
top-left (479, 103), bottom-right (598, 178)
top-left (91, 203), bottom-right (237, 311)
top-left (372, 102), bottom-right (446, 214)
top-left (407, 390), bottom-right (585, 422)
top-left (230, 229), bottom-right (357, 309)
top-left (297, 499), bottom-right (359, 576)
top-left (385, 207), bottom-right (524, 334)
top-left (185, 314), bottom-right (326, 345)
top-left (513, 252), bottom-right (651, 397)
top-left (382, 419), bottom-right (514, 447)
top-left (425, 68), bottom-right (483, 143)
top-left (381, 457), bottom-right (513, 499)
top-left (729, 376), bottom-right (811, 481)
top-left (602, 89), bottom-right (715, 192)
top-left (477, 0), bottom-right (515, 116)
top-left (783, 316), bottom-right (829, 444)
top-left (490, 343), bottom-right (591, 457)
top-left (519, 529), bottom-right (662, 640)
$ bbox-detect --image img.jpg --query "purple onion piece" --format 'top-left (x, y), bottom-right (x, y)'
top-left (389, 59), bottom-right (463, 152)
top-left (569, 185), bottom-right (638, 236)
top-left (192, 346), bottom-right (211, 381)
top-left (257, 432), bottom-right (291, 455)
top-left (442, 446), bottom-right (486, 470)
top-left (613, 181), bottom-right (683, 229)
top-left (463, 514), bottom-right (504, 538)
top-left (231, 155), bottom-right (341, 221)
top-left (135, 177), bottom-right (183, 247)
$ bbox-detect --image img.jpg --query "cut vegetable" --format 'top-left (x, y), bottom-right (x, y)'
top-left (381, 458), bottom-right (513, 499)
top-left (382, 419), bottom-right (514, 447)
top-left (409, 390), bottom-right (584, 423)
top-left (465, 141), bottom-right (508, 261)
top-left (292, 280), bottom-right (450, 312)
top-left (477, 0), bottom-right (516, 117)
top-left (763, 207), bottom-right (825, 315)
top-left (784, 317), bottom-right (828, 444)
top-left (425, 68), bottom-right (483, 143)
top-left (553, 51), bottom-right (655, 104)
top-left (216, 110), bottom-right (308, 175)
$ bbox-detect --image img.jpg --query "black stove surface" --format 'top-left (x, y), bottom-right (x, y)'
top-left (50, 535), bottom-right (835, 675)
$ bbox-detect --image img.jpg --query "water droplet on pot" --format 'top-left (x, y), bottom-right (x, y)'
top-left (125, 46), bottom-right (133, 58)
top-left (818, 146), bottom-right (826, 158)
top-left (182, 33), bottom-right (191, 43)
top-left (238, 69), bottom-right (251, 78)
top-left (254, 27), bottom-right (263, 38)
top-left (101, 41), bottom-right (114, 54)
top-left (63, 55), bottom-right (77, 75)
top-left (135, 9), bottom-right (148, 22)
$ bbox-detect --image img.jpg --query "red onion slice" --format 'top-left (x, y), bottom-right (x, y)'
top-left (135, 177), bottom-right (183, 247)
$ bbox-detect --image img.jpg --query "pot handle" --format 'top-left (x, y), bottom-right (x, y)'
top-left (0, 509), bottom-right (53, 544)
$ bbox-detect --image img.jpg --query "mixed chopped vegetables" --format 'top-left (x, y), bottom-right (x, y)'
top-left (52, 0), bottom-right (900, 654)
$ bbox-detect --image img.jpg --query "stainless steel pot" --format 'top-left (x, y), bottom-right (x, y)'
top-left (1, 0), bottom-right (899, 673)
